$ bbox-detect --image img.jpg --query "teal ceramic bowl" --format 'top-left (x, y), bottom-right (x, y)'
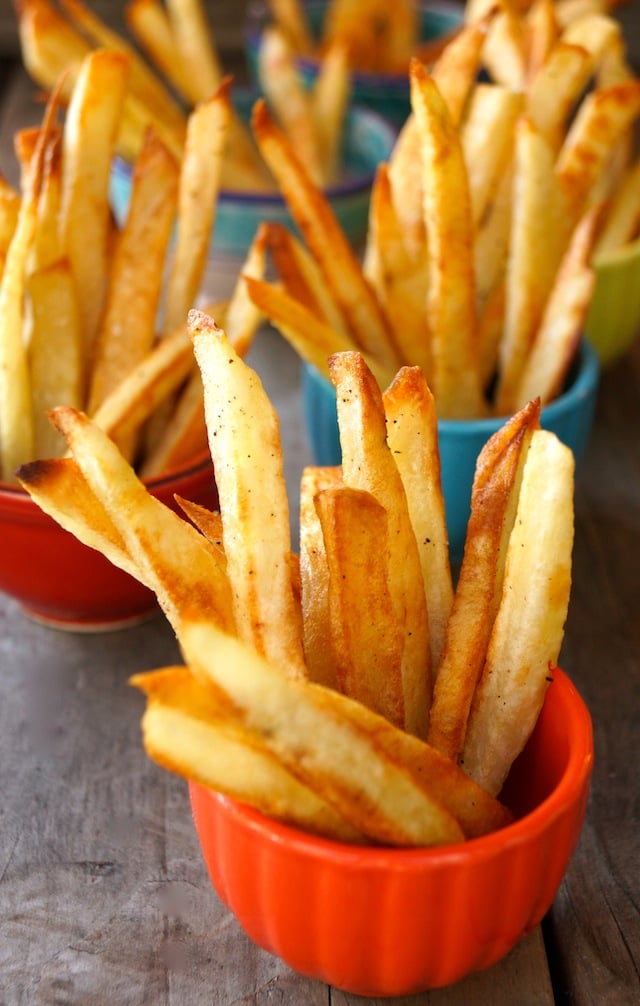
top-left (302, 340), bottom-right (599, 563)
top-left (585, 235), bottom-right (640, 366)
top-left (244, 0), bottom-right (463, 129)
top-left (110, 89), bottom-right (395, 258)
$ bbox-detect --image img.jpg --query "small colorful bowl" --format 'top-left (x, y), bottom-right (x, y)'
top-left (190, 667), bottom-right (593, 996)
top-left (110, 90), bottom-right (395, 259)
top-left (585, 234), bottom-right (640, 366)
top-left (0, 452), bottom-right (218, 631)
top-left (244, 0), bottom-right (463, 129)
top-left (303, 338), bottom-right (600, 563)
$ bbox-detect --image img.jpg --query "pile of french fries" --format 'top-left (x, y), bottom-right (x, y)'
top-left (19, 308), bottom-right (574, 846)
top-left (15, 0), bottom-right (351, 191)
top-left (246, 1), bottom-right (640, 418)
top-left (263, 0), bottom-right (459, 75)
top-left (0, 50), bottom-right (266, 484)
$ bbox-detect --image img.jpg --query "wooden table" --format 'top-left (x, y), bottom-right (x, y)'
top-left (1, 16), bottom-right (640, 1001)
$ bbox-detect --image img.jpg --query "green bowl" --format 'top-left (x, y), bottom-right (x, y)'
top-left (585, 235), bottom-right (640, 366)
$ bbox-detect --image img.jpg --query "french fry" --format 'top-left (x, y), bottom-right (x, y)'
top-left (0, 101), bottom-right (54, 481)
top-left (245, 275), bottom-right (383, 385)
top-left (132, 665), bottom-right (364, 842)
top-left (87, 131), bottom-right (179, 421)
top-left (190, 310), bottom-right (306, 678)
top-left (299, 465), bottom-right (342, 691)
top-left (525, 42), bottom-right (594, 152)
top-left (410, 60), bottom-right (486, 418)
top-left (60, 0), bottom-right (186, 133)
top-left (251, 98), bottom-right (401, 374)
top-left (27, 260), bottom-right (83, 459)
top-left (257, 25), bottom-right (324, 187)
top-left (383, 367), bottom-right (453, 671)
top-left (59, 49), bottom-right (129, 354)
top-left (513, 207), bottom-right (598, 408)
top-left (263, 221), bottom-right (348, 336)
top-left (427, 399), bottom-right (541, 762)
top-left (461, 83), bottom-right (523, 228)
top-left (180, 616), bottom-right (465, 847)
top-left (163, 85), bottom-right (231, 335)
top-left (593, 156), bottom-right (640, 257)
top-left (363, 163), bottom-right (431, 380)
top-left (311, 39), bottom-right (350, 186)
top-left (17, 454), bottom-right (144, 584)
top-left (495, 116), bottom-right (569, 415)
top-left (125, 0), bottom-right (196, 104)
top-left (524, 0), bottom-right (560, 82)
top-left (31, 129), bottom-right (63, 272)
top-left (463, 430), bottom-right (574, 795)
top-left (316, 485), bottom-right (408, 729)
top-left (47, 405), bottom-right (234, 635)
top-left (555, 80), bottom-right (640, 222)
top-left (266, 0), bottom-right (315, 55)
top-left (165, 0), bottom-right (223, 102)
top-left (329, 351), bottom-right (431, 737)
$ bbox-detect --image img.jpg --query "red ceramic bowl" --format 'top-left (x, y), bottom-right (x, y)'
top-left (190, 668), bottom-right (593, 996)
top-left (0, 452), bottom-right (218, 631)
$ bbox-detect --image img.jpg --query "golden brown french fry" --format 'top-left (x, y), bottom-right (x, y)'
top-left (311, 39), bottom-right (350, 186)
top-left (556, 80), bottom-right (640, 222)
top-left (180, 616), bottom-right (465, 847)
top-left (463, 430), bottom-right (574, 795)
top-left (190, 310), bottom-right (306, 678)
top-left (513, 208), bottom-right (598, 408)
top-left (427, 399), bottom-right (541, 762)
top-left (461, 83), bottom-right (523, 228)
top-left (125, 0), bottom-right (195, 104)
top-left (47, 405), bottom-right (234, 634)
top-left (0, 115), bottom-right (50, 480)
top-left (88, 131), bottom-right (179, 420)
top-left (299, 465), bottom-right (342, 691)
top-left (16, 0), bottom-right (92, 104)
top-left (165, 0), bottom-right (222, 101)
top-left (263, 221), bottom-right (348, 336)
top-left (383, 367), bottom-right (453, 671)
top-left (0, 177), bottom-right (20, 261)
top-left (316, 485), bottom-right (408, 728)
top-left (525, 42), bottom-right (593, 152)
top-left (163, 85), bottom-right (231, 335)
top-left (174, 496), bottom-right (225, 560)
top-left (60, 0), bottom-right (186, 134)
top-left (31, 129), bottom-right (63, 271)
top-left (258, 25), bottom-right (324, 186)
top-left (251, 98), bottom-right (401, 374)
top-left (89, 316), bottom-right (203, 456)
top-left (59, 49), bottom-right (129, 354)
top-left (410, 61), bottom-right (486, 418)
top-left (388, 12), bottom-right (492, 258)
top-left (561, 10), bottom-right (621, 59)
top-left (495, 116), bottom-right (569, 416)
top-left (27, 260), bottom-right (83, 459)
top-left (222, 224), bottom-right (269, 358)
top-left (329, 351), bottom-right (431, 737)
top-left (245, 275), bottom-right (383, 385)
top-left (363, 163), bottom-right (431, 380)
top-left (140, 368), bottom-right (208, 477)
top-left (132, 665), bottom-right (364, 842)
top-left (17, 454), bottom-right (143, 583)
top-left (480, 1), bottom-right (528, 91)
top-left (524, 0), bottom-right (560, 82)
top-left (593, 156), bottom-right (640, 257)
top-left (267, 0), bottom-right (315, 54)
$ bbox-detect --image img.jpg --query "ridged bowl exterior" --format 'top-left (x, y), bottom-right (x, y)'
top-left (190, 668), bottom-right (593, 996)
top-left (0, 452), bottom-right (218, 629)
